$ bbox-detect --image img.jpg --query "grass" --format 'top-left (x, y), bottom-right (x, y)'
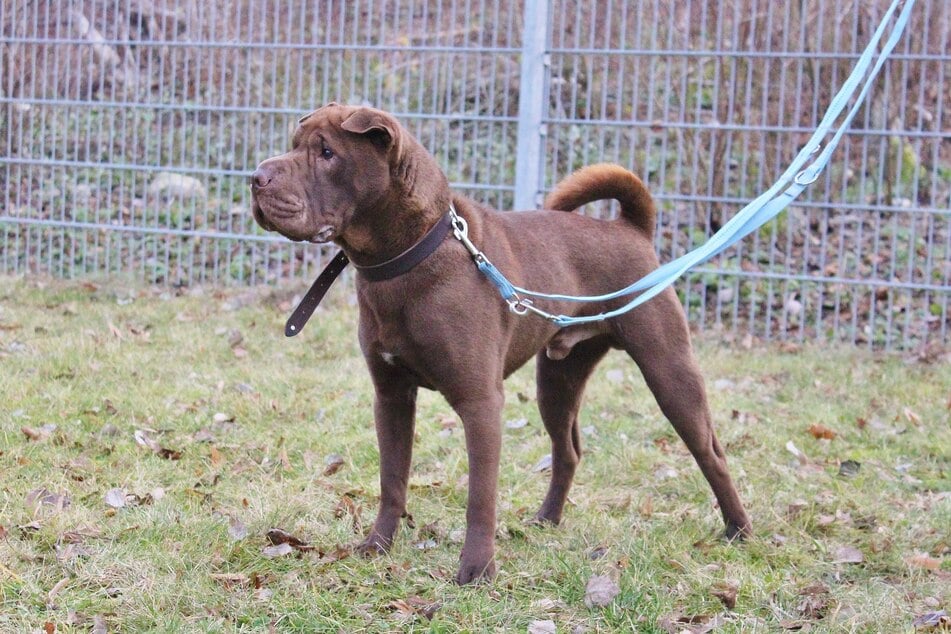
top-left (0, 275), bottom-right (948, 633)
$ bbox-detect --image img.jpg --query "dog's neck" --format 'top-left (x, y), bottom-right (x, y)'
top-left (338, 191), bottom-right (453, 264)
top-left (338, 150), bottom-right (453, 268)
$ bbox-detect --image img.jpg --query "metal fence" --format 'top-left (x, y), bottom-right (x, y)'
top-left (1, 0), bottom-right (948, 349)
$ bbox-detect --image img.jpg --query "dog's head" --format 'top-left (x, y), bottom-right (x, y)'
top-left (250, 103), bottom-right (406, 244)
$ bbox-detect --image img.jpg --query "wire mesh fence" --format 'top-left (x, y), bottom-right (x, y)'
top-left (1, 0), bottom-right (948, 349)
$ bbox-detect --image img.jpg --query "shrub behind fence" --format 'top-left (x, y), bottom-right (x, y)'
top-left (1, 0), bottom-right (948, 349)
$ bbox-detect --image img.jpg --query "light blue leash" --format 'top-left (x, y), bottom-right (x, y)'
top-left (451, 0), bottom-right (917, 328)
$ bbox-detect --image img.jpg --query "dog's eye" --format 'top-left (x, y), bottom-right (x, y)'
top-left (321, 147), bottom-right (334, 160)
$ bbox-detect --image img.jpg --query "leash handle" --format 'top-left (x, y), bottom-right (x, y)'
top-left (285, 250), bottom-right (350, 337)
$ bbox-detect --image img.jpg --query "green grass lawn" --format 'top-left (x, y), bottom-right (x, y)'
top-left (0, 275), bottom-right (948, 633)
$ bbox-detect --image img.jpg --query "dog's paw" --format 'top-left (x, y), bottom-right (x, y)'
top-left (456, 559), bottom-right (495, 586)
top-left (455, 552), bottom-right (496, 585)
top-left (525, 512), bottom-right (560, 528)
top-left (353, 534), bottom-right (391, 558)
top-left (724, 521), bottom-right (752, 542)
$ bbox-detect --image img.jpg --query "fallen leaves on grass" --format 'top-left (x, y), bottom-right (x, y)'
top-left (838, 459), bottom-right (862, 477)
top-left (832, 545), bottom-right (864, 564)
top-left (796, 582), bottom-right (832, 620)
top-left (532, 454), bottom-right (553, 473)
top-left (46, 577), bottom-right (70, 609)
top-left (104, 487), bottom-right (162, 509)
top-left (657, 612), bottom-right (728, 633)
top-left (323, 453), bottom-right (345, 476)
top-left (21, 424), bottom-right (57, 441)
top-left (906, 553), bottom-right (943, 572)
top-left (228, 516), bottom-right (248, 541)
top-left (584, 574), bottom-right (620, 608)
top-left (528, 620), bottom-right (557, 634)
top-left (103, 488), bottom-right (126, 509)
top-left (210, 572), bottom-right (251, 588)
top-left (264, 528), bottom-right (317, 556)
top-left (807, 424), bottom-right (837, 440)
top-left (333, 494), bottom-right (363, 532)
top-left (712, 581), bottom-right (739, 610)
top-left (912, 610), bottom-right (949, 630)
top-left (26, 489), bottom-right (70, 514)
top-left (134, 429), bottom-right (182, 460)
top-left (386, 596), bottom-right (441, 622)
top-left (227, 329), bottom-right (248, 358)
top-left (785, 441), bottom-right (810, 465)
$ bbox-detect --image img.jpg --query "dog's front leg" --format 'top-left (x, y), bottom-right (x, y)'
top-left (355, 360), bottom-right (418, 557)
top-left (450, 387), bottom-right (504, 584)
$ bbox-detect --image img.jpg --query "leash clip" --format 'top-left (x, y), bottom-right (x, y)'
top-left (449, 205), bottom-right (482, 258)
top-left (507, 296), bottom-right (532, 316)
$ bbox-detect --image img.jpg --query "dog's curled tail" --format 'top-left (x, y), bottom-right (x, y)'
top-left (544, 163), bottom-right (656, 237)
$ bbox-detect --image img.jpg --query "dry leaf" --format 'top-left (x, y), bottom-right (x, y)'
top-left (838, 460), bottom-right (861, 477)
top-left (584, 574), bottom-right (620, 608)
top-left (657, 612), bottom-right (725, 634)
top-left (107, 321), bottom-right (123, 339)
top-left (134, 429), bottom-right (181, 460)
top-left (21, 424), bottom-right (57, 441)
top-left (785, 440), bottom-right (810, 465)
top-left (157, 446), bottom-right (182, 460)
top-left (386, 596), bottom-right (441, 622)
top-left (227, 329), bottom-right (244, 348)
top-left (712, 581), bottom-right (739, 610)
top-left (906, 553), bottom-right (942, 571)
top-left (902, 407), bottom-right (922, 426)
top-left (261, 542), bottom-right (295, 558)
top-left (47, 577), bottom-right (70, 609)
top-left (134, 429), bottom-right (161, 452)
top-left (796, 583), bottom-right (831, 620)
top-left (210, 573), bottom-right (251, 587)
top-left (323, 453), bottom-right (345, 476)
top-left (912, 611), bottom-right (949, 630)
top-left (832, 545), bottom-right (864, 564)
top-left (26, 488), bottom-right (70, 511)
top-left (92, 615), bottom-right (108, 634)
top-left (265, 528), bottom-right (315, 551)
top-left (528, 620), bottom-right (557, 634)
top-left (104, 488), bottom-right (127, 509)
top-left (532, 454), bottom-right (553, 472)
top-left (210, 445), bottom-right (223, 468)
top-left (228, 516), bottom-right (248, 541)
top-left (807, 424), bottom-right (837, 440)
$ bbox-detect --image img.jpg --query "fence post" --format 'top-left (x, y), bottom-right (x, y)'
top-left (514, 0), bottom-right (550, 211)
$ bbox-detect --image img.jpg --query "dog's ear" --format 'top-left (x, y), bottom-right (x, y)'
top-left (340, 108), bottom-right (402, 156)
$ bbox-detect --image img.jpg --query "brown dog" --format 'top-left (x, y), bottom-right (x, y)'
top-left (250, 103), bottom-right (751, 584)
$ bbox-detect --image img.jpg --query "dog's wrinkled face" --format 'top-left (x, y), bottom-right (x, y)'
top-left (250, 103), bottom-right (399, 243)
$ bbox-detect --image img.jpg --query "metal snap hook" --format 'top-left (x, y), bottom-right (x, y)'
top-left (507, 297), bottom-right (532, 316)
top-left (794, 168), bottom-right (821, 186)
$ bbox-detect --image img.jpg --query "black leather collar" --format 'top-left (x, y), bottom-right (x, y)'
top-left (351, 212), bottom-right (453, 281)
top-left (285, 212), bottom-right (452, 337)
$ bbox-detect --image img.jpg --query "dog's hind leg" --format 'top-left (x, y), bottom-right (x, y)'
top-left (533, 336), bottom-right (612, 525)
top-left (613, 290), bottom-right (752, 539)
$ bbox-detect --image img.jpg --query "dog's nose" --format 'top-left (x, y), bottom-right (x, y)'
top-left (249, 169), bottom-right (272, 190)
